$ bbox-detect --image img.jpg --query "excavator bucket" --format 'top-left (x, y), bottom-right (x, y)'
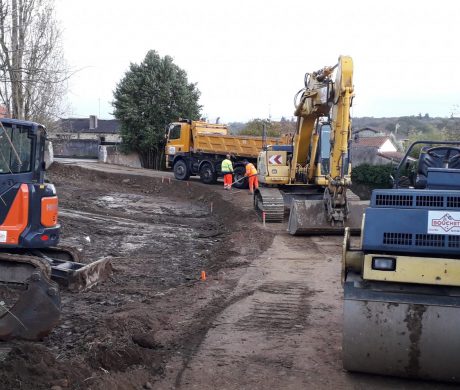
top-left (0, 254), bottom-right (60, 341)
top-left (38, 247), bottom-right (113, 292)
top-left (51, 257), bottom-right (112, 291)
top-left (343, 278), bottom-right (460, 382)
top-left (287, 199), bottom-right (367, 235)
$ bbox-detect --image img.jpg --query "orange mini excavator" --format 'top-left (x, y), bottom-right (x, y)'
top-left (0, 118), bottom-right (110, 340)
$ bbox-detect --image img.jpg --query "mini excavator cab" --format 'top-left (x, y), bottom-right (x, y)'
top-left (0, 119), bottom-right (59, 249)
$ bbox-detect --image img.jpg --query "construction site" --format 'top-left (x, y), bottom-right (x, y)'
top-left (0, 160), bottom-right (452, 390)
top-left (0, 54), bottom-right (460, 390)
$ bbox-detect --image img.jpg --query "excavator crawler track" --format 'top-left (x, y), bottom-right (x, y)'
top-left (254, 187), bottom-right (285, 222)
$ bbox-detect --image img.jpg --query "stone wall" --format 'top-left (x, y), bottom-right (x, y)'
top-left (52, 139), bottom-right (100, 158)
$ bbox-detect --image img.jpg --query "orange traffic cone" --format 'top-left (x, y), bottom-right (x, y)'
top-left (200, 271), bottom-right (207, 281)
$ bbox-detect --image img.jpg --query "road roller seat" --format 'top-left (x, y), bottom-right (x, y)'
top-left (415, 146), bottom-right (460, 189)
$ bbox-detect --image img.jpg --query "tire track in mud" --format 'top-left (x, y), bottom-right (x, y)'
top-left (173, 288), bottom-right (257, 388)
top-left (173, 281), bottom-right (314, 387)
top-left (234, 282), bottom-right (313, 334)
top-left (164, 234), bottom-right (334, 390)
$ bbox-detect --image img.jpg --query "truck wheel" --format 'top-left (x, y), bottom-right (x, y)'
top-left (233, 166), bottom-right (248, 189)
top-left (199, 163), bottom-right (217, 184)
top-left (174, 160), bottom-right (190, 180)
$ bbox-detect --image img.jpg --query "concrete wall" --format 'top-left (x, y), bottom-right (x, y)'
top-left (52, 139), bottom-right (100, 158)
top-left (98, 145), bottom-right (142, 168)
top-left (51, 132), bottom-right (121, 143)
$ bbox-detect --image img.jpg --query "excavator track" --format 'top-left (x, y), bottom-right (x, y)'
top-left (0, 247), bottom-right (112, 340)
top-left (253, 187), bottom-right (285, 222)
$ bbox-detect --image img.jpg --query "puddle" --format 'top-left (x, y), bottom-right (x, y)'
top-left (94, 193), bottom-right (209, 218)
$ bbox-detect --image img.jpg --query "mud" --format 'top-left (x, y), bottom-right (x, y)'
top-left (0, 164), bottom-right (273, 390)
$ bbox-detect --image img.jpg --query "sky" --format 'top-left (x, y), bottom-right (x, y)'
top-left (55, 0), bottom-right (460, 122)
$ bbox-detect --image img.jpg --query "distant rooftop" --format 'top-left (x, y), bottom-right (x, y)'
top-left (59, 115), bottom-right (120, 134)
top-left (352, 127), bottom-right (381, 135)
top-left (353, 136), bottom-right (390, 148)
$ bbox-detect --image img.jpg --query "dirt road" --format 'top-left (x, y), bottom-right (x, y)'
top-left (0, 162), bottom-right (455, 389)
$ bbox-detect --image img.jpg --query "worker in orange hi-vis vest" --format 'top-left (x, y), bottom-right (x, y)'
top-left (243, 159), bottom-right (258, 194)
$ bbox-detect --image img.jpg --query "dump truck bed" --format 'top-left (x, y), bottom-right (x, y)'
top-left (193, 133), bottom-right (287, 158)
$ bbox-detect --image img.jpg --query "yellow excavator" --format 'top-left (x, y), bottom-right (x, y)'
top-left (0, 118), bottom-right (111, 340)
top-left (254, 56), bottom-right (366, 234)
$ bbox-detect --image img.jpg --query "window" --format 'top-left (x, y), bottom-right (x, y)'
top-left (319, 124), bottom-right (331, 174)
top-left (0, 125), bottom-right (33, 174)
top-left (168, 124), bottom-right (181, 140)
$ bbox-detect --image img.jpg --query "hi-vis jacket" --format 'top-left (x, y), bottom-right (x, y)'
top-left (245, 162), bottom-right (257, 176)
top-left (221, 159), bottom-right (233, 173)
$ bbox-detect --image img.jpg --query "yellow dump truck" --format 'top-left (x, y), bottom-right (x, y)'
top-left (165, 119), bottom-right (289, 188)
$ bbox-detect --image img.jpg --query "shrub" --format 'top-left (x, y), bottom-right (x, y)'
top-left (351, 164), bottom-right (394, 188)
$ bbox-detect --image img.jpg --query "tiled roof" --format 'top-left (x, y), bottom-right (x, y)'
top-left (353, 136), bottom-right (390, 148)
top-left (378, 151), bottom-right (405, 161)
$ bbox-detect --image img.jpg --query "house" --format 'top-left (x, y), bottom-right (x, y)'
top-left (49, 115), bottom-right (121, 159)
top-left (52, 115), bottom-right (121, 144)
top-left (351, 135), bottom-right (405, 166)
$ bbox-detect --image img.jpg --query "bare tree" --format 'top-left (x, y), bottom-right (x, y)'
top-left (0, 0), bottom-right (68, 127)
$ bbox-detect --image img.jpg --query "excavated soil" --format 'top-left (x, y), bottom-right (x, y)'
top-left (0, 164), bottom-right (273, 390)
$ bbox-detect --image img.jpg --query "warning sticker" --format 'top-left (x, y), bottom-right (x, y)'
top-left (268, 154), bottom-right (283, 165)
top-left (428, 211), bottom-right (460, 235)
top-left (0, 230), bottom-right (6, 243)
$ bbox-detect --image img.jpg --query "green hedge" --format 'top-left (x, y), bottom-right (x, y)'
top-left (351, 164), bottom-right (394, 188)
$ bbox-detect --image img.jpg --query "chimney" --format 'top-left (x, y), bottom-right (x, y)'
top-left (89, 115), bottom-right (98, 130)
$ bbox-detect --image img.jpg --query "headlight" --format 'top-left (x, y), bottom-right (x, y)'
top-left (371, 257), bottom-right (396, 271)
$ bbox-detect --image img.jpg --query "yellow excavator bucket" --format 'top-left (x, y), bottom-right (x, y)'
top-left (287, 198), bottom-right (367, 235)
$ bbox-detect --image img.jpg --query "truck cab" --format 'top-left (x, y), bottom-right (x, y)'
top-left (165, 119), bottom-right (228, 169)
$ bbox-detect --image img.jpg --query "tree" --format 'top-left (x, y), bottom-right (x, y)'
top-left (112, 50), bottom-right (201, 169)
top-left (0, 0), bottom-right (68, 127)
top-left (240, 118), bottom-right (281, 137)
